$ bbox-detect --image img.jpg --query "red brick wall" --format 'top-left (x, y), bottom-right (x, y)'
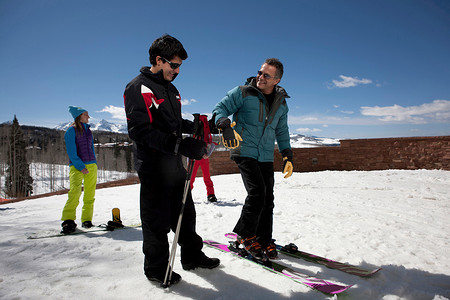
top-left (5, 136), bottom-right (447, 203)
top-left (197, 136), bottom-right (450, 176)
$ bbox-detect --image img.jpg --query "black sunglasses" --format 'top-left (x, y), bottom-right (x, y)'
top-left (161, 57), bottom-right (182, 69)
top-left (257, 70), bottom-right (275, 79)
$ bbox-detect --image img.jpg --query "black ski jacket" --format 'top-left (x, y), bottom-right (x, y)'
top-left (124, 67), bottom-right (194, 173)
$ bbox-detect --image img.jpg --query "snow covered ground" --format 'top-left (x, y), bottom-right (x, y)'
top-left (1, 170), bottom-right (449, 300)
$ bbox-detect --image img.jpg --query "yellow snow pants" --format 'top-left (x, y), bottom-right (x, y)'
top-left (61, 163), bottom-right (98, 223)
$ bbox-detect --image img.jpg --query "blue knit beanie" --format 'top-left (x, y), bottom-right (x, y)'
top-left (68, 106), bottom-right (87, 119)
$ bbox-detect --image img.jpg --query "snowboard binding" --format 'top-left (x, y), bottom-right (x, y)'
top-left (106, 207), bottom-right (124, 230)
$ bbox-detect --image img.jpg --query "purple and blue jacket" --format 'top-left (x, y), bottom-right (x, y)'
top-left (64, 123), bottom-right (97, 171)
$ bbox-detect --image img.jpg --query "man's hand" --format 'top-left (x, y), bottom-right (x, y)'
top-left (281, 149), bottom-right (293, 179)
top-left (178, 137), bottom-right (207, 160)
top-left (217, 118), bottom-right (242, 149)
top-left (208, 113), bottom-right (219, 134)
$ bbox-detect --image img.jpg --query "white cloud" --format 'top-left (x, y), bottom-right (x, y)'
top-left (329, 75), bottom-right (372, 89)
top-left (181, 98), bottom-right (197, 106)
top-left (340, 110), bottom-right (355, 114)
top-left (296, 127), bottom-right (322, 133)
top-left (98, 105), bottom-right (126, 121)
top-left (361, 99), bottom-right (450, 124)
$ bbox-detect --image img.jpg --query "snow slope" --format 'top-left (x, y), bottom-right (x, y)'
top-left (1, 170), bottom-right (449, 300)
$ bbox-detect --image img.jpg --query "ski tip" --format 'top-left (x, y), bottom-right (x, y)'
top-left (318, 284), bottom-right (353, 295)
top-left (368, 267), bottom-right (382, 275)
top-left (224, 232), bottom-right (237, 239)
top-left (333, 284), bottom-right (354, 294)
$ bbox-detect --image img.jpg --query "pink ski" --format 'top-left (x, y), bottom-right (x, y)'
top-left (225, 232), bottom-right (381, 277)
top-left (204, 239), bottom-right (352, 295)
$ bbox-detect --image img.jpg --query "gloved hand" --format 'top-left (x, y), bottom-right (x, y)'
top-left (178, 137), bottom-right (207, 160)
top-left (281, 149), bottom-right (293, 179)
top-left (217, 117), bottom-right (243, 149)
top-left (208, 113), bottom-right (219, 134)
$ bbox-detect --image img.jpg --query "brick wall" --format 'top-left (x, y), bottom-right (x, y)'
top-left (4, 136), bottom-right (447, 203)
top-left (196, 136), bottom-right (450, 177)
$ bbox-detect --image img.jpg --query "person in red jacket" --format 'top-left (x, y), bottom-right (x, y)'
top-left (190, 115), bottom-right (217, 202)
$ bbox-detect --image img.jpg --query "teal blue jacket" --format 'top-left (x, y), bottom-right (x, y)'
top-left (213, 77), bottom-right (291, 162)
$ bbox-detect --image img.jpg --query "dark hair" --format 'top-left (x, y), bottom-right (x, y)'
top-left (149, 34), bottom-right (188, 65)
top-left (264, 58), bottom-right (283, 79)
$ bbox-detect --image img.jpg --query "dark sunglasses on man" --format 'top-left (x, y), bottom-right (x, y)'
top-left (161, 57), bottom-right (182, 69)
top-left (257, 70), bottom-right (275, 79)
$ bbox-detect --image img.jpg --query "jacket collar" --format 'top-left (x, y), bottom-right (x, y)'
top-left (140, 66), bottom-right (169, 85)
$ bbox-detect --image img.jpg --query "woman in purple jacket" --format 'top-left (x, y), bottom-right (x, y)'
top-left (61, 106), bottom-right (97, 233)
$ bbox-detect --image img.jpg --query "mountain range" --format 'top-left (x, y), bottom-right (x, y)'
top-left (54, 119), bottom-right (128, 133)
top-left (56, 119), bottom-right (340, 147)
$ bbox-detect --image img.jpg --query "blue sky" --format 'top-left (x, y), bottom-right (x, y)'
top-left (1, 0), bottom-right (449, 139)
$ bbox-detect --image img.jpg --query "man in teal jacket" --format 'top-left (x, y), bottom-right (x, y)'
top-left (213, 58), bottom-right (294, 260)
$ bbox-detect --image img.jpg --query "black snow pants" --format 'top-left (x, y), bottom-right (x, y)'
top-left (138, 156), bottom-right (203, 275)
top-left (232, 157), bottom-right (275, 245)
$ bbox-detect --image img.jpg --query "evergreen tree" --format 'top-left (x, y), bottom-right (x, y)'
top-left (5, 116), bottom-right (33, 197)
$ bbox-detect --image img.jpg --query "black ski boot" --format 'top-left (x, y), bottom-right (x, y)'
top-left (146, 268), bottom-right (181, 286)
top-left (182, 252), bottom-right (220, 270)
top-left (207, 194), bottom-right (217, 202)
top-left (82, 221), bottom-right (94, 228)
top-left (61, 220), bottom-right (77, 234)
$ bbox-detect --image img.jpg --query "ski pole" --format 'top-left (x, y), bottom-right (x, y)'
top-left (162, 114), bottom-right (202, 288)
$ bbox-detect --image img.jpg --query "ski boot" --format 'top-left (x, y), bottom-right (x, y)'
top-left (263, 241), bottom-right (278, 259)
top-left (82, 221), bottom-right (94, 228)
top-left (237, 236), bottom-right (266, 261)
top-left (207, 194), bottom-right (217, 202)
top-left (61, 220), bottom-right (77, 234)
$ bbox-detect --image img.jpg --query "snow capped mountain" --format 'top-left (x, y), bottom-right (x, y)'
top-left (289, 133), bottom-right (340, 148)
top-left (53, 121), bottom-right (72, 131)
top-left (54, 119), bottom-right (128, 134)
top-left (90, 119), bottom-right (128, 133)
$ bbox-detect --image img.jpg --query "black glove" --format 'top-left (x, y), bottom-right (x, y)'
top-left (208, 113), bottom-right (219, 134)
top-left (216, 117), bottom-right (231, 129)
top-left (281, 149), bottom-right (293, 179)
top-left (216, 117), bottom-right (242, 149)
top-left (192, 114), bottom-right (204, 138)
top-left (178, 137), bottom-right (207, 160)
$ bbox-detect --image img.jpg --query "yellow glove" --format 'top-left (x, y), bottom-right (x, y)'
top-left (282, 157), bottom-right (293, 178)
top-left (221, 121), bottom-right (242, 149)
top-left (281, 148), bottom-right (294, 179)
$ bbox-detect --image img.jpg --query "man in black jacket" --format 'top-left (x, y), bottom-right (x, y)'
top-left (124, 34), bottom-right (219, 286)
